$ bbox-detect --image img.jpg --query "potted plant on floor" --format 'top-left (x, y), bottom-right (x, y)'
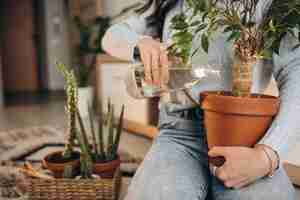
top-left (42, 63), bottom-right (80, 178)
top-left (76, 100), bottom-right (125, 178)
top-left (169, 0), bottom-right (300, 164)
top-left (73, 16), bottom-right (110, 118)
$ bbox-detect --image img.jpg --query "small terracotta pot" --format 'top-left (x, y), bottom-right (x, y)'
top-left (200, 91), bottom-right (280, 166)
top-left (42, 151), bottom-right (80, 178)
top-left (93, 157), bottom-right (121, 178)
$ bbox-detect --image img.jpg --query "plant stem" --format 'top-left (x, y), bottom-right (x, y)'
top-left (97, 112), bottom-right (105, 160)
top-left (77, 109), bottom-right (91, 154)
top-left (88, 103), bottom-right (98, 156)
top-left (232, 51), bottom-right (256, 96)
top-left (76, 109), bottom-right (93, 178)
top-left (107, 104), bottom-right (115, 161)
top-left (112, 105), bottom-right (125, 158)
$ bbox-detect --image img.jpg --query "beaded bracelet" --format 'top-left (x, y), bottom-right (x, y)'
top-left (263, 145), bottom-right (280, 172)
top-left (255, 144), bottom-right (280, 177)
top-left (260, 147), bottom-right (275, 177)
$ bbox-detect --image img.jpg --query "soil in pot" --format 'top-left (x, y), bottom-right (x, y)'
top-left (43, 151), bottom-right (81, 178)
top-left (93, 157), bottom-right (121, 178)
top-left (200, 91), bottom-right (280, 166)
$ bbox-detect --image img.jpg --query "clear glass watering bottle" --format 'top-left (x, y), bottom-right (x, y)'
top-left (124, 61), bottom-right (222, 100)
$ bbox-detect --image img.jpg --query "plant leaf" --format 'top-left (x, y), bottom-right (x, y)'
top-left (292, 43), bottom-right (300, 51)
top-left (97, 110), bottom-right (105, 160)
top-left (88, 102), bottom-right (98, 155)
top-left (107, 104), bottom-right (115, 160)
top-left (112, 105), bottom-right (125, 158)
top-left (190, 20), bottom-right (201, 27)
top-left (227, 31), bottom-right (240, 42)
top-left (77, 109), bottom-right (91, 154)
top-left (195, 24), bottom-right (207, 33)
top-left (201, 33), bottom-right (209, 53)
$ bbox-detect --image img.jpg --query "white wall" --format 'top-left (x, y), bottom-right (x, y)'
top-left (42, 0), bottom-right (71, 90)
top-left (103, 0), bottom-right (141, 17)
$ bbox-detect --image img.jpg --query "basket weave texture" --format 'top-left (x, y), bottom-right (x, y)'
top-left (27, 168), bottom-right (122, 200)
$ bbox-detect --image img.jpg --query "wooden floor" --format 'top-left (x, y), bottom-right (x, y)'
top-left (0, 94), bottom-right (299, 199)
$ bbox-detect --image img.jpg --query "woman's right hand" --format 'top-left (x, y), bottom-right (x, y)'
top-left (136, 37), bottom-right (170, 87)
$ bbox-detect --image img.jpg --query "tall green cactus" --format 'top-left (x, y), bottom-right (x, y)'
top-left (56, 62), bottom-right (78, 159)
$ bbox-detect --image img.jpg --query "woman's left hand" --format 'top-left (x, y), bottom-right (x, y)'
top-left (208, 146), bottom-right (271, 189)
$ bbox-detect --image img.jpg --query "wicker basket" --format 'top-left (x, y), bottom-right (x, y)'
top-left (27, 168), bottom-right (122, 200)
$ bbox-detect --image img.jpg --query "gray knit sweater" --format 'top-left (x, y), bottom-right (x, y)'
top-left (102, 0), bottom-right (300, 158)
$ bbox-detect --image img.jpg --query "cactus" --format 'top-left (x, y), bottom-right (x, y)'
top-left (56, 62), bottom-right (78, 159)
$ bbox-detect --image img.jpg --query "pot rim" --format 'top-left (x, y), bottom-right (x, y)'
top-left (200, 91), bottom-right (280, 116)
top-left (43, 151), bottom-right (80, 168)
top-left (93, 157), bottom-right (121, 172)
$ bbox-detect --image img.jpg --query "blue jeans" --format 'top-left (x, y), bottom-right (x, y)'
top-left (124, 103), bottom-right (296, 200)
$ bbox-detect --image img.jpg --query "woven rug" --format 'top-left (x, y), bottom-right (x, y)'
top-left (0, 126), bottom-right (142, 199)
top-left (0, 126), bottom-right (142, 166)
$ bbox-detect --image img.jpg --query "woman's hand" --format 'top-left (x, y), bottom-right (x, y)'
top-left (208, 146), bottom-right (273, 189)
top-left (137, 37), bottom-right (169, 87)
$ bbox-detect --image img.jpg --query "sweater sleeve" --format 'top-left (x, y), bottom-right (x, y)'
top-left (257, 35), bottom-right (300, 158)
top-left (102, 7), bottom-right (155, 61)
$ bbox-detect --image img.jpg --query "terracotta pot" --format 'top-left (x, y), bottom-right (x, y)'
top-left (200, 91), bottom-right (280, 165)
top-left (42, 151), bottom-right (80, 178)
top-left (93, 157), bottom-right (121, 178)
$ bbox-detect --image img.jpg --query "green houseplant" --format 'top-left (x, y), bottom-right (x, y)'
top-left (74, 16), bottom-right (110, 87)
top-left (73, 2), bottom-right (143, 89)
top-left (43, 62), bottom-right (80, 178)
top-left (73, 16), bottom-right (110, 119)
top-left (76, 100), bottom-right (125, 178)
top-left (169, 0), bottom-right (300, 164)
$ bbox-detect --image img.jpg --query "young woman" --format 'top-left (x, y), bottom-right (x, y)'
top-left (102, 0), bottom-right (298, 199)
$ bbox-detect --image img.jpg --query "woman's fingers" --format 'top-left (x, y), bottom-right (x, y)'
top-left (151, 50), bottom-right (161, 86)
top-left (215, 165), bottom-right (249, 189)
top-left (208, 147), bottom-right (229, 158)
top-left (141, 50), bottom-right (152, 84)
top-left (215, 165), bottom-right (230, 182)
top-left (160, 50), bottom-right (170, 85)
top-left (224, 177), bottom-right (248, 188)
top-left (137, 37), bottom-right (169, 87)
top-left (233, 179), bottom-right (251, 189)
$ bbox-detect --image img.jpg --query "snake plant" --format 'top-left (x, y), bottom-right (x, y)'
top-left (75, 100), bottom-right (125, 177)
